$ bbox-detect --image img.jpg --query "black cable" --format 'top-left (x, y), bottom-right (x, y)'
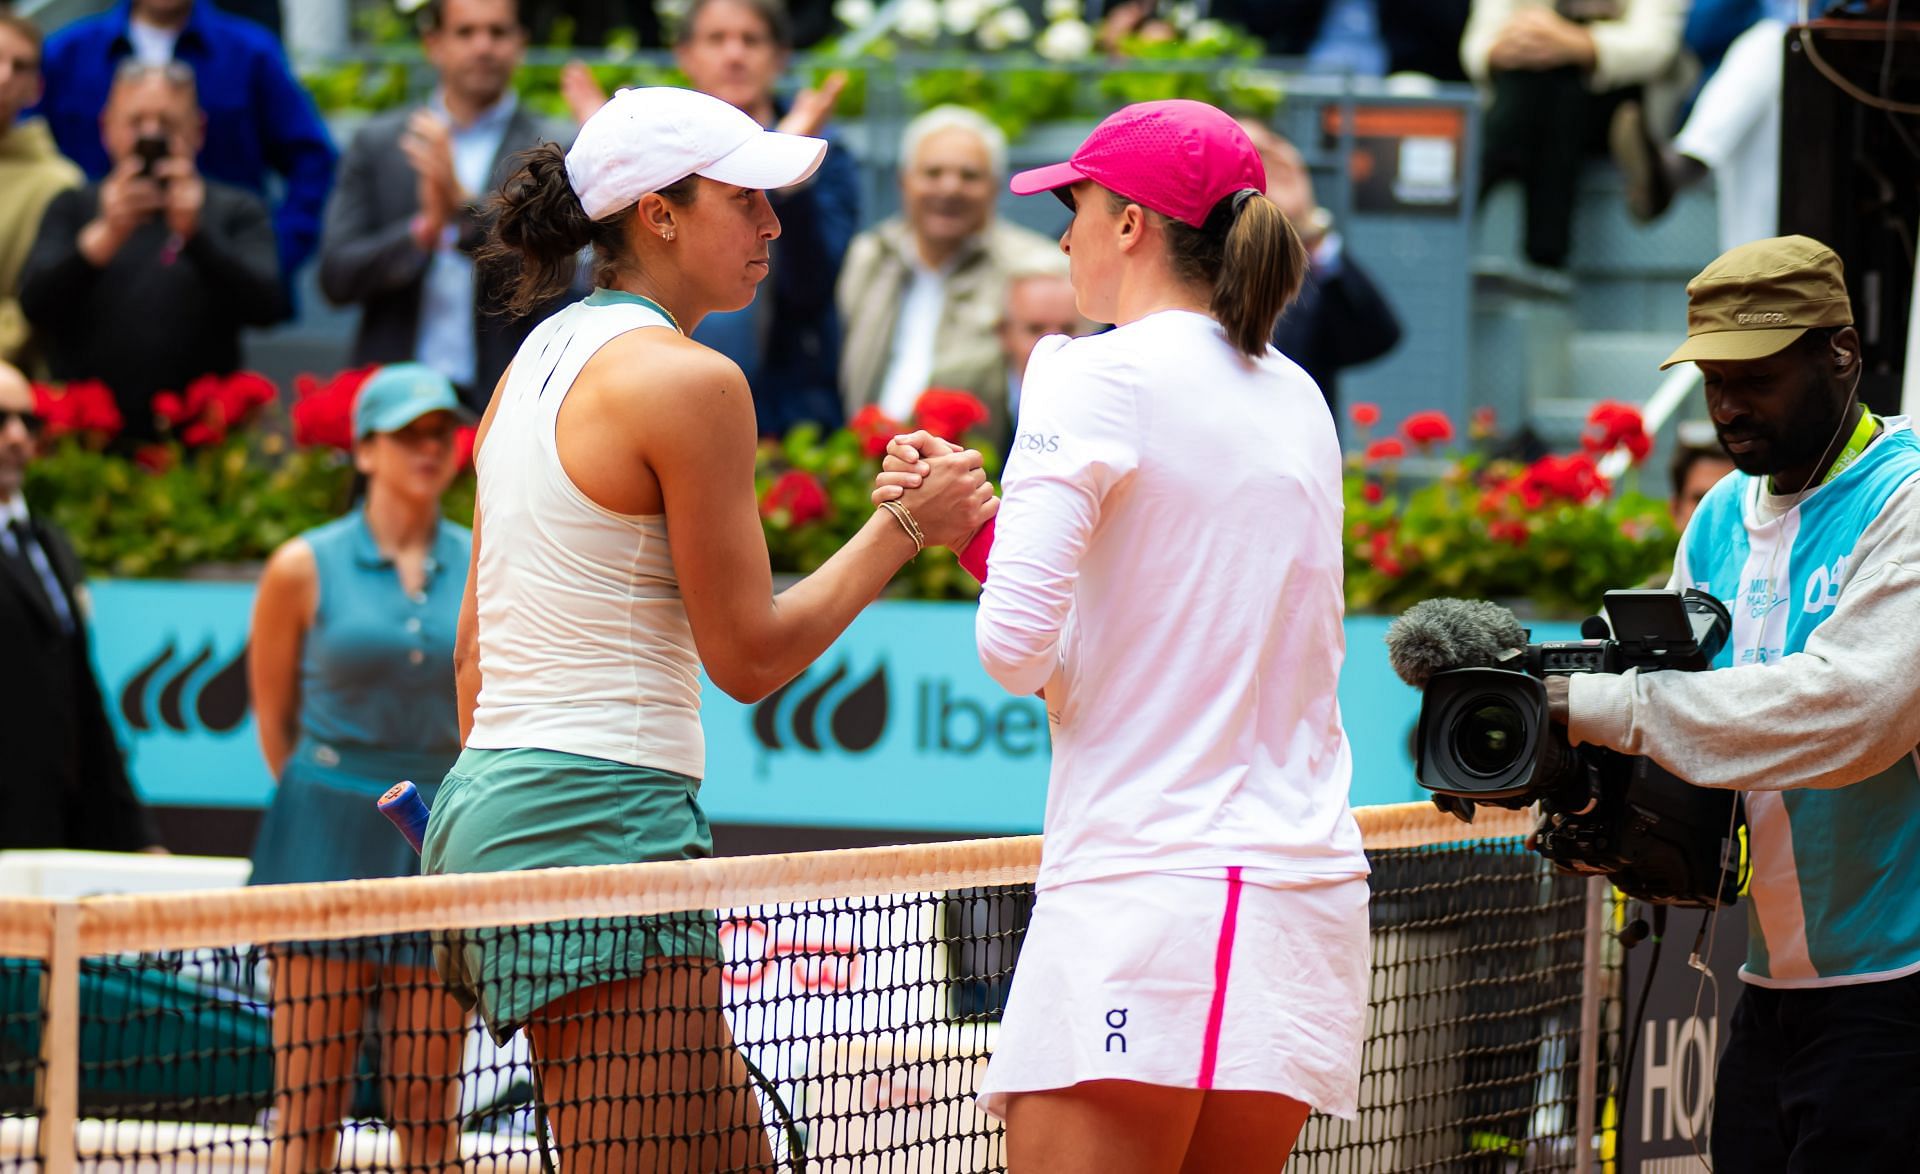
top-left (1612, 903), bottom-right (1667, 1135)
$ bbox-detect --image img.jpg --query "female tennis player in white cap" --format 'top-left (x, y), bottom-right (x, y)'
top-left (420, 86), bottom-right (996, 1171)
top-left (880, 98), bottom-right (1370, 1172)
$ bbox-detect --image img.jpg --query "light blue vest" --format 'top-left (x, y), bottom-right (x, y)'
top-left (1678, 418), bottom-right (1920, 985)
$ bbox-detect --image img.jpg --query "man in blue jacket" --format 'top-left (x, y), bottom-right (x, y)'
top-left (33, 0), bottom-right (334, 283)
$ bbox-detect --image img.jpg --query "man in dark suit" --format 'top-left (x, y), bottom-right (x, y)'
top-left (0, 360), bottom-right (159, 851)
top-left (317, 0), bottom-right (570, 413)
top-left (20, 60), bottom-right (285, 440)
top-left (1242, 119), bottom-right (1402, 413)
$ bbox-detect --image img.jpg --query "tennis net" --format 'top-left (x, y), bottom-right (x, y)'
top-left (0, 802), bottom-right (1613, 1172)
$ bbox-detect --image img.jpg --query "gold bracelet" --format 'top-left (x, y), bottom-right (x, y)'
top-left (879, 499), bottom-right (924, 553)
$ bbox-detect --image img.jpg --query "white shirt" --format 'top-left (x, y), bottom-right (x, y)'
top-left (126, 19), bottom-right (180, 66)
top-left (979, 310), bottom-right (1368, 891)
top-left (876, 258), bottom-right (953, 419)
top-left (465, 292), bottom-right (705, 778)
top-left (413, 91), bottom-right (518, 391)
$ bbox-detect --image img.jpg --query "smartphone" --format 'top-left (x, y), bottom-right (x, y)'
top-left (134, 135), bottom-right (169, 178)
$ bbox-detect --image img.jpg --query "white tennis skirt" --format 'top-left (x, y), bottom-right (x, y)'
top-left (977, 867), bottom-right (1370, 1121)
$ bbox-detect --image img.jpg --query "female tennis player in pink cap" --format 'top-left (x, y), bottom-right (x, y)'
top-left (881, 99), bottom-right (1370, 1172)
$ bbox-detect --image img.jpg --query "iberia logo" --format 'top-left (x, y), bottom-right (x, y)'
top-left (751, 661), bottom-right (888, 753)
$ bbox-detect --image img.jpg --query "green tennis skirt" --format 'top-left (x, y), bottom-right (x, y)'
top-left (420, 746), bottom-right (719, 1043)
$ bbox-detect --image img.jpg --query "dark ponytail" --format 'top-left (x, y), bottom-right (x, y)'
top-left (482, 142), bottom-right (602, 318)
top-left (480, 142), bottom-right (699, 318)
top-left (1127, 187), bottom-right (1307, 358)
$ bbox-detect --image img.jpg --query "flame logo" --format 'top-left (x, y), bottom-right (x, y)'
top-left (120, 641), bottom-right (250, 734)
top-left (751, 662), bottom-right (887, 753)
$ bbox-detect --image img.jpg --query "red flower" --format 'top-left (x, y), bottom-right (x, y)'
top-left (30, 380), bottom-right (123, 443)
top-left (156, 371), bottom-right (278, 448)
top-left (223, 370), bottom-right (277, 418)
top-left (1582, 400), bottom-right (1651, 463)
top-left (291, 366), bottom-right (376, 451)
top-left (760, 469), bottom-right (830, 527)
top-left (454, 425), bottom-right (477, 470)
top-left (1364, 437), bottom-right (1406, 464)
top-left (1401, 409), bottom-right (1455, 448)
top-left (1362, 480), bottom-right (1384, 504)
top-left (132, 444), bottom-right (175, 474)
top-left (1349, 402), bottom-right (1382, 429)
top-left (1489, 519), bottom-right (1530, 546)
top-left (1524, 452), bottom-right (1611, 503)
top-left (913, 388), bottom-right (991, 444)
top-left (1368, 529), bottom-right (1405, 578)
top-left (849, 404), bottom-right (904, 459)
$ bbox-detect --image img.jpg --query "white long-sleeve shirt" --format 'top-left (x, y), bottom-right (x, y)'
top-left (978, 310), bottom-right (1368, 891)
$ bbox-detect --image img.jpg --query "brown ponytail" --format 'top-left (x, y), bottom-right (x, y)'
top-left (480, 142), bottom-right (700, 318)
top-left (1215, 192), bottom-right (1305, 357)
top-left (1127, 187), bottom-right (1307, 358)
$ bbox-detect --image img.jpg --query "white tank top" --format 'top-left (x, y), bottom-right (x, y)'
top-left (464, 291), bottom-right (704, 778)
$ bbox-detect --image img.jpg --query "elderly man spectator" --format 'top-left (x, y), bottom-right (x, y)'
top-left (34, 0), bottom-right (334, 285)
top-left (0, 359), bottom-right (159, 851)
top-left (1462, 0), bottom-right (1688, 269)
top-left (1239, 119), bottom-right (1401, 412)
top-left (998, 267), bottom-right (1093, 444)
top-left (564, 0), bottom-right (858, 434)
top-left (0, 9), bottom-right (80, 371)
top-left (319, 0), bottom-right (570, 413)
top-left (20, 62), bottom-right (283, 439)
top-left (840, 106), bottom-right (1059, 438)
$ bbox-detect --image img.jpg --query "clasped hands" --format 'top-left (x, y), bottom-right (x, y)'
top-left (870, 430), bottom-right (998, 554)
top-left (403, 111), bottom-right (469, 251)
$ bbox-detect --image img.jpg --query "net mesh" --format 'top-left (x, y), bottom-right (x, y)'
top-left (0, 805), bottom-right (1611, 1172)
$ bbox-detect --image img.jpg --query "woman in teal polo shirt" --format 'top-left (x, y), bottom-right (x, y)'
top-left (247, 363), bottom-right (473, 1172)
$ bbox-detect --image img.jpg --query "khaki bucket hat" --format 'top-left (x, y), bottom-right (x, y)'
top-left (1661, 235), bottom-right (1853, 369)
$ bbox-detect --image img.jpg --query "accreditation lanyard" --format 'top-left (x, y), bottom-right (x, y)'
top-left (1770, 410), bottom-right (1878, 494)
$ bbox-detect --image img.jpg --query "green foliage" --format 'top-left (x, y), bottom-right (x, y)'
top-left (25, 430), bottom-right (476, 579)
top-left (1342, 455), bottom-right (1679, 619)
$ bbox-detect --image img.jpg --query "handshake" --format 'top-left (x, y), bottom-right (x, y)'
top-left (867, 429), bottom-right (999, 556)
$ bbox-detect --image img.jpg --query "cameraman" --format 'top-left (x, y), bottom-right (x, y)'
top-left (1546, 235), bottom-right (1920, 1170)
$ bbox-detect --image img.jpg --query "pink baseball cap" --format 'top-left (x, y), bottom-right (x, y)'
top-left (1009, 99), bottom-right (1267, 229)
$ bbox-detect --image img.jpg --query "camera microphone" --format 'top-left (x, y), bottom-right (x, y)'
top-left (1384, 598), bottom-right (1528, 690)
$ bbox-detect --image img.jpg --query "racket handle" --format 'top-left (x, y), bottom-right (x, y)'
top-left (378, 780), bottom-right (431, 855)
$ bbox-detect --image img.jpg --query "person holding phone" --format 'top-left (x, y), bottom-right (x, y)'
top-left (18, 59), bottom-right (284, 440)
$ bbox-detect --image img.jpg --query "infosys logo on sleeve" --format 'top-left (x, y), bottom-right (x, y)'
top-left (1734, 311), bottom-right (1793, 325)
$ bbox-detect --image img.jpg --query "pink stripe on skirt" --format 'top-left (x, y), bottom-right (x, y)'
top-left (1196, 865), bottom-right (1245, 1089)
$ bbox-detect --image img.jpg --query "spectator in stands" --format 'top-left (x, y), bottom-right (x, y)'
top-left (319, 0), bottom-right (571, 414)
top-left (1092, 0), bottom-right (1470, 78)
top-left (564, 0), bottom-right (859, 434)
top-left (0, 8), bottom-right (80, 372)
top-left (34, 0), bottom-right (335, 284)
top-left (998, 267), bottom-right (1092, 446)
top-left (1669, 422), bottom-right (1735, 533)
top-left (0, 359), bottom-right (160, 853)
top-left (20, 62), bottom-right (284, 439)
top-left (1463, 0), bottom-right (1689, 269)
top-left (1240, 118), bottom-right (1401, 412)
top-left (1611, 1), bottom-right (1791, 253)
top-left (248, 363), bottom-right (472, 1174)
top-left (839, 106), bottom-right (1059, 437)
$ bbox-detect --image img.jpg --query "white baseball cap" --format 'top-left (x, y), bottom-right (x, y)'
top-left (565, 87), bottom-right (829, 222)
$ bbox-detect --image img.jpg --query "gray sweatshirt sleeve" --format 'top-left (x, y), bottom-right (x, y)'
top-left (1567, 474), bottom-right (1920, 790)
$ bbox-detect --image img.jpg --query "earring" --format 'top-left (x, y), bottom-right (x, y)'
top-left (662, 228), bottom-right (676, 242)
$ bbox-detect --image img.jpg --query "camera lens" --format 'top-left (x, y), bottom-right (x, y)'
top-left (1452, 695), bottom-right (1527, 778)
